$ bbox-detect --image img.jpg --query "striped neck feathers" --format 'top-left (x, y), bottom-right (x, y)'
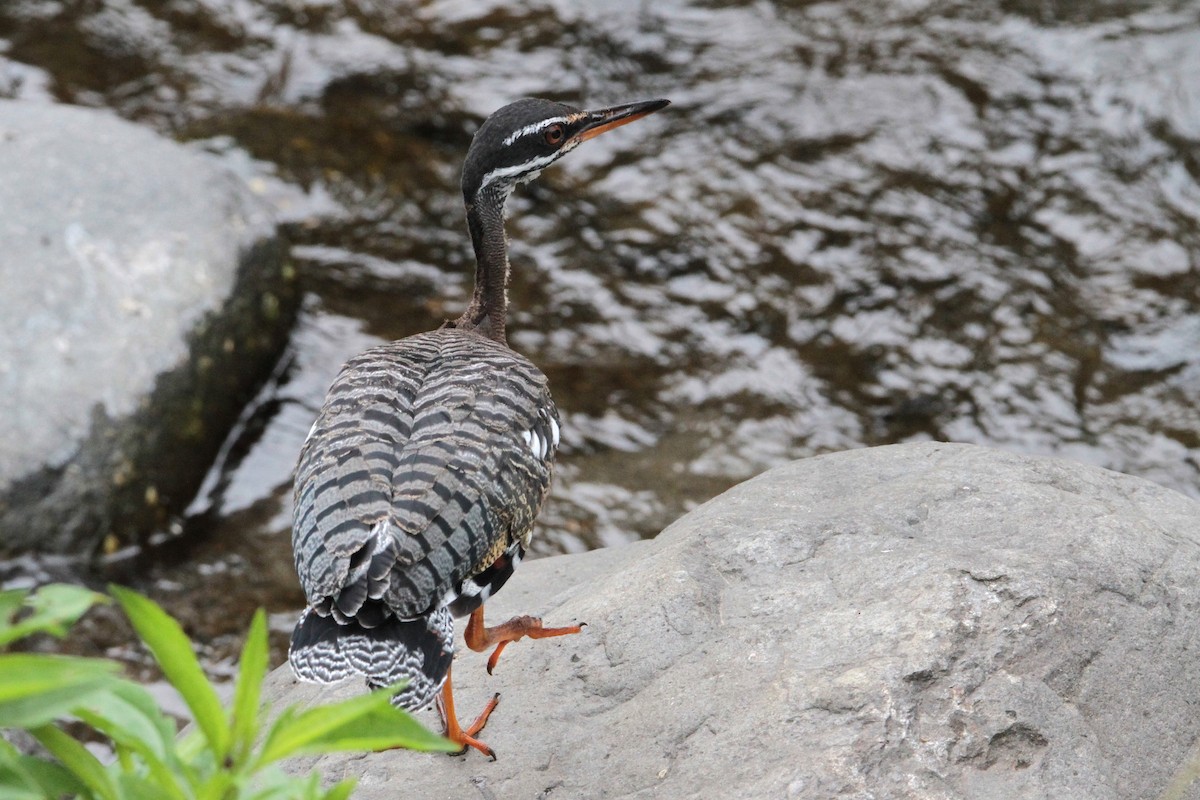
top-left (455, 188), bottom-right (512, 344)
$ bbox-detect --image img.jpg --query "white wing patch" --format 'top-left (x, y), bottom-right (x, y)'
top-left (520, 408), bottom-right (559, 461)
top-left (437, 544), bottom-right (525, 612)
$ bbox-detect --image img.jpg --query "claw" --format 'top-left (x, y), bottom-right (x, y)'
top-left (486, 642), bottom-right (508, 675)
top-left (438, 668), bottom-right (500, 759)
top-left (465, 608), bottom-right (585, 674)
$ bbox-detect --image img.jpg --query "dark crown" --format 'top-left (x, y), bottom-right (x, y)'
top-left (460, 98), bottom-right (581, 206)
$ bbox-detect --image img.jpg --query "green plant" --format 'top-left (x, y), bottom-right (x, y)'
top-left (0, 583), bottom-right (456, 799)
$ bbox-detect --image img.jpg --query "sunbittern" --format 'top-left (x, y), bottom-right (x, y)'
top-left (288, 96), bottom-right (670, 758)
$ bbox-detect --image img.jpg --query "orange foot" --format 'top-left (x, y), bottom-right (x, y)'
top-left (465, 606), bottom-right (585, 675)
top-left (437, 665), bottom-right (500, 760)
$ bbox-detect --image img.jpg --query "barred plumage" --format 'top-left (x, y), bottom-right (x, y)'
top-left (289, 327), bottom-right (557, 710)
top-left (287, 96), bottom-right (668, 757)
top-left (290, 605), bottom-right (454, 710)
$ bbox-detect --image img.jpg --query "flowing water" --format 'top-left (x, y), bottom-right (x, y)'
top-left (1, 0), bottom-right (1198, 678)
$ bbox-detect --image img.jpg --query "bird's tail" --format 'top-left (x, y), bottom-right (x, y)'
top-left (288, 603), bottom-right (455, 711)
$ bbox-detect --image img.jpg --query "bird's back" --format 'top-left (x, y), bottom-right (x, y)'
top-left (288, 95), bottom-right (667, 733)
top-left (292, 326), bottom-right (559, 626)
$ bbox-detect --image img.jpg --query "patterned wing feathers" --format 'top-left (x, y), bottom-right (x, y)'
top-left (291, 329), bottom-right (556, 623)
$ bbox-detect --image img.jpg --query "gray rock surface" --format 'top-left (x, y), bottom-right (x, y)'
top-left (0, 100), bottom-right (295, 555)
top-left (263, 442), bottom-right (1200, 799)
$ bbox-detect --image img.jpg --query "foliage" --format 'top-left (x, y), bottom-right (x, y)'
top-left (0, 583), bottom-right (455, 799)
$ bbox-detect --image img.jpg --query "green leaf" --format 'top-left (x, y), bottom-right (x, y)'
top-left (242, 767), bottom-right (340, 800)
top-left (0, 590), bottom-right (27, 635)
top-left (230, 609), bottom-right (269, 763)
top-left (0, 785), bottom-right (49, 800)
top-left (0, 585), bottom-right (107, 647)
top-left (0, 653), bottom-right (119, 727)
top-left (114, 771), bottom-right (178, 800)
top-left (237, 766), bottom-right (292, 800)
top-left (296, 771), bottom-right (322, 800)
top-left (320, 778), bottom-right (359, 800)
top-left (176, 726), bottom-right (208, 764)
top-left (257, 685), bottom-right (455, 766)
top-left (289, 702), bottom-right (455, 755)
top-left (0, 738), bottom-right (89, 800)
top-left (75, 680), bottom-right (175, 760)
top-left (109, 585), bottom-right (230, 759)
top-left (74, 681), bottom-right (189, 800)
top-left (195, 769), bottom-right (235, 800)
top-left (29, 723), bottom-right (118, 800)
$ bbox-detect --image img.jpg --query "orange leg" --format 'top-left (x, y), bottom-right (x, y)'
top-left (464, 606), bottom-right (584, 675)
top-left (437, 665), bottom-right (500, 760)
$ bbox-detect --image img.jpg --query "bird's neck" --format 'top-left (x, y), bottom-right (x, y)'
top-left (455, 193), bottom-right (510, 344)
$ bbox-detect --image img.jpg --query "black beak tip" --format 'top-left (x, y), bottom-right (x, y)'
top-left (618, 98), bottom-right (671, 119)
top-left (591, 97), bottom-right (672, 122)
top-left (572, 97), bottom-right (672, 143)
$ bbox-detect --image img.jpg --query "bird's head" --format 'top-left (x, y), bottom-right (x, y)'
top-left (461, 97), bottom-right (670, 209)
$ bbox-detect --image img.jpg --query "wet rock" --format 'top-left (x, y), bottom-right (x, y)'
top-left (264, 441), bottom-right (1200, 799)
top-left (0, 100), bottom-right (295, 557)
top-left (7, 1), bottom-right (1200, 555)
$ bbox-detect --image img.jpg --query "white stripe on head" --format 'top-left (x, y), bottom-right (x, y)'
top-left (477, 150), bottom-right (562, 193)
top-left (503, 116), bottom-right (569, 146)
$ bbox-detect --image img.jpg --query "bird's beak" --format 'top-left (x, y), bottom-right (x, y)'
top-left (570, 98), bottom-right (671, 144)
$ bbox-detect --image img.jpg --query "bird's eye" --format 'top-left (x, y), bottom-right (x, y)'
top-left (544, 124), bottom-right (565, 145)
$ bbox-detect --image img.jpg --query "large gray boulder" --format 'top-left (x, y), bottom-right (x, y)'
top-left (0, 100), bottom-right (295, 556)
top-left (264, 442), bottom-right (1200, 799)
